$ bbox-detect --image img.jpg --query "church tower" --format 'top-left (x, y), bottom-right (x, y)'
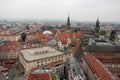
top-left (94, 17), bottom-right (100, 38)
top-left (66, 13), bottom-right (71, 33)
top-left (110, 30), bottom-right (116, 41)
top-left (66, 13), bottom-right (71, 27)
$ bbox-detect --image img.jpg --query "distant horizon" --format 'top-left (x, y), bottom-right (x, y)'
top-left (0, 0), bottom-right (120, 23)
top-left (0, 18), bottom-right (120, 23)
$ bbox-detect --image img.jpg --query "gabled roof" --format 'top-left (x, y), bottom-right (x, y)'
top-left (61, 39), bottom-right (67, 45)
top-left (84, 55), bottom-right (116, 80)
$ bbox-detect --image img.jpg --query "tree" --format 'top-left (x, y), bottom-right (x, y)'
top-left (41, 25), bottom-right (46, 31)
top-left (21, 32), bottom-right (27, 42)
top-left (25, 24), bottom-right (29, 30)
top-left (41, 25), bottom-right (53, 31)
top-left (100, 30), bottom-right (107, 35)
top-left (72, 27), bottom-right (79, 32)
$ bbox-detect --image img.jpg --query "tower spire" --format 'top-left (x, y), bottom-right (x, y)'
top-left (96, 16), bottom-right (99, 27)
top-left (66, 13), bottom-right (71, 27)
top-left (94, 17), bottom-right (100, 38)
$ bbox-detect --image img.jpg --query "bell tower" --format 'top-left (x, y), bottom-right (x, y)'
top-left (66, 13), bottom-right (71, 33)
top-left (94, 17), bottom-right (100, 38)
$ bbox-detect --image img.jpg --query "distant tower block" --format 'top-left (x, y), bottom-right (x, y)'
top-left (94, 17), bottom-right (100, 38)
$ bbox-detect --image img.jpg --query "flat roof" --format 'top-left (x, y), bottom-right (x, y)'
top-left (20, 47), bottom-right (63, 62)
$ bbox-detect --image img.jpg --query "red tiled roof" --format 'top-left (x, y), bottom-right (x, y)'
top-left (84, 55), bottom-right (116, 80)
top-left (27, 73), bottom-right (51, 80)
top-left (95, 56), bottom-right (120, 64)
top-left (95, 55), bottom-right (119, 59)
top-left (76, 31), bottom-right (82, 38)
top-left (0, 34), bottom-right (18, 36)
top-left (41, 38), bottom-right (47, 45)
top-left (48, 60), bottom-right (64, 67)
top-left (10, 41), bottom-right (21, 47)
top-left (67, 33), bottom-right (74, 39)
top-left (109, 69), bottom-right (120, 73)
top-left (0, 29), bottom-right (8, 32)
top-left (37, 32), bottom-right (45, 38)
top-left (61, 39), bottom-right (67, 45)
top-left (0, 46), bottom-right (17, 52)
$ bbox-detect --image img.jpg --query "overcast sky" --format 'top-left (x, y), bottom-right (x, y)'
top-left (0, 0), bottom-right (120, 22)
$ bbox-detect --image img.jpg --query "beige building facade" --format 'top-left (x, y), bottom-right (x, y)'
top-left (19, 47), bottom-right (73, 72)
top-left (0, 34), bottom-right (20, 41)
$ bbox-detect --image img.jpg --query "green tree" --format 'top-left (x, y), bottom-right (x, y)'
top-left (25, 24), bottom-right (29, 30)
top-left (21, 32), bottom-right (27, 42)
top-left (52, 75), bottom-right (57, 80)
top-left (41, 25), bottom-right (54, 31)
top-left (100, 30), bottom-right (107, 35)
top-left (72, 27), bottom-right (79, 32)
top-left (41, 25), bottom-right (46, 31)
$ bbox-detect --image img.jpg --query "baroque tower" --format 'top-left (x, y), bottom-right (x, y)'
top-left (66, 13), bottom-right (71, 33)
top-left (94, 17), bottom-right (100, 38)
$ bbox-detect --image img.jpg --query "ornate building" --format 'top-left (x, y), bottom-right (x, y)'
top-left (66, 14), bottom-right (71, 33)
top-left (94, 18), bottom-right (100, 38)
top-left (19, 46), bottom-right (72, 72)
top-left (110, 30), bottom-right (116, 41)
top-left (84, 45), bottom-right (120, 79)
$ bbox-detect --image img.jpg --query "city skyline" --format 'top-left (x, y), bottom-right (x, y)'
top-left (0, 0), bottom-right (120, 22)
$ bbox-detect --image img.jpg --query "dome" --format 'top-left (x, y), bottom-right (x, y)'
top-left (43, 31), bottom-right (52, 34)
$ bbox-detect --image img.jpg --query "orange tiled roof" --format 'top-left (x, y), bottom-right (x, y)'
top-left (0, 34), bottom-right (18, 36)
top-left (84, 55), bottom-right (116, 80)
top-left (76, 31), bottom-right (82, 38)
top-left (61, 39), bottom-right (67, 45)
top-left (41, 37), bottom-right (47, 45)
top-left (10, 41), bottom-right (21, 47)
top-left (0, 46), bottom-right (17, 52)
top-left (48, 60), bottom-right (64, 67)
top-left (27, 73), bottom-right (51, 80)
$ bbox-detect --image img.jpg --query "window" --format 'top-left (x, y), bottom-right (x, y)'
top-left (66, 55), bottom-right (67, 57)
top-left (45, 59), bottom-right (47, 62)
top-left (69, 54), bottom-right (71, 56)
top-left (41, 60), bottom-right (43, 62)
top-left (39, 52), bottom-right (41, 54)
top-left (37, 65), bottom-right (39, 67)
top-left (52, 58), bottom-right (54, 60)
